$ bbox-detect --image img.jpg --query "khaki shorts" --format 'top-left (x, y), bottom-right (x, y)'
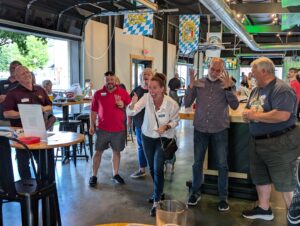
top-left (95, 129), bottom-right (126, 152)
top-left (250, 127), bottom-right (300, 192)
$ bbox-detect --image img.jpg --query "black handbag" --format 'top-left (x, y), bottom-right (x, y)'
top-left (153, 109), bottom-right (178, 160)
top-left (161, 137), bottom-right (178, 160)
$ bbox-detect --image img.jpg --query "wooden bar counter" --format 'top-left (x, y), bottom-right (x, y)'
top-left (180, 103), bottom-right (257, 200)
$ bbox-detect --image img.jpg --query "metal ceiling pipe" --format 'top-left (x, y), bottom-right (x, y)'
top-left (198, 0), bottom-right (300, 51)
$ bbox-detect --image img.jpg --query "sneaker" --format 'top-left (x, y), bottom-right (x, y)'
top-left (112, 174), bottom-right (125, 184)
top-left (187, 193), bottom-right (201, 206)
top-left (150, 206), bottom-right (156, 217)
top-left (218, 200), bottom-right (230, 212)
top-left (89, 176), bottom-right (97, 187)
top-left (148, 193), bottom-right (165, 203)
top-left (242, 206), bottom-right (274, 221)
top-left (130, 170), bottom-right (146, 178)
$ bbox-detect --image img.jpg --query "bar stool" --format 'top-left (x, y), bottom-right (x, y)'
top-left (0, 136), bottom-right (61, 226)
top-left (76, 114), bottom-right (93, 158)
top-left (58, 120), bottom-right (88, 167)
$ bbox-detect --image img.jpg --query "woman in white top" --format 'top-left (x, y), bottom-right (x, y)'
top-left (127, 73), bottom-right (180, 217)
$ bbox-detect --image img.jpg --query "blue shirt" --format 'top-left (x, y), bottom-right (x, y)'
top-left (246, 78), bottom-right (297, 136)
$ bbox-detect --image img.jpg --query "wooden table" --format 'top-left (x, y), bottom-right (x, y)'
top-left (95, 224), bottom-right (153, 226)
top-left (53, 99), bottom-right (91, 121)
top-left (178, 103), bottom-right (246, 123)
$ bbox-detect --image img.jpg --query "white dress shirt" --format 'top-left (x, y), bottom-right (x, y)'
top-left (127, 93), bottom-right (180, 139)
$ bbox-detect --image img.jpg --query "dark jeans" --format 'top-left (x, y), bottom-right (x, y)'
top-left (169, 90), bottom-right (179, 105)
top-left (142, 134), bottom-right (167, 202)
top-left (135, 127), bottom-right (147, 168)
top-left (16, 149), bottom-right (40, 179)
top-left (192, 129), bottom-right (229, 200)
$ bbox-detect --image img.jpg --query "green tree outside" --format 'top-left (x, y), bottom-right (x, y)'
top-left (0, 31), bottom-right (48, 72)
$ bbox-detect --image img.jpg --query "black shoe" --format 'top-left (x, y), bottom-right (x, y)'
top-left (187, 193), bottom-right (201, 206)
top-left (242, 206), bottom-right (274, 221)
top-left (218, 200), bottom-right (230, 212)
top-left (150, 206), bottom-right (156, 217)
top-left (89, 176), bottom-right (97, 187)
top-left (148, 193), bottom-right (165, 203)
top-left (112, 174), bottom-right (125, 184)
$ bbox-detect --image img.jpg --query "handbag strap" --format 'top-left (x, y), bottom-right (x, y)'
top-left (153, 107), bottom-right (164, 147)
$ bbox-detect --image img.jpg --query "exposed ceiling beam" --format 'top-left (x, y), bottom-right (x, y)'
top-left (135, 0), bottom-right (158, 11)
top-left (230, 3), bottom-right (300, 15)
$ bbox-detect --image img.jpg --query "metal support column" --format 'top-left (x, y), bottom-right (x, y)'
top-left (108, 16), bottom-right (115, 72)
top-left (162, 14), bottom-right (169, 75)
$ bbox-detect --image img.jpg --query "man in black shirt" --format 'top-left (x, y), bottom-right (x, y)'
top-left (168, 73), bottom-right (181, 105)
top-left (0, 61), bottom-right (21, 126)
top-left (129, 68), bottom-right (153, 178)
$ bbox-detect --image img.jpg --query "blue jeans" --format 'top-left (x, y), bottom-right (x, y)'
top-left (135, 127), bottom-right (147, 168)
top-left (192, 129), bottom-right (229, 201)
top-left (142, 134), bottom-right (166, 202)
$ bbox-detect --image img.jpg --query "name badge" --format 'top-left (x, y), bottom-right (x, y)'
top-left (158, 114), bottom-right (165, 118)
top-left (101, 92), bottom-right (107, 96)
top-left (4, 84), bottom-right (9, 89)
top-left (21, 98), bottom-right (29, 103)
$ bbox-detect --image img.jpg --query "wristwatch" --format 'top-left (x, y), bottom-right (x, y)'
top-left (166, 125), bottom-right (171, 130)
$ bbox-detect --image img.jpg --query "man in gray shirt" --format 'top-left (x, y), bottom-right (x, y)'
top-left (185, 57), bottom-right (239, 211)
top-left (242, 57), bottom-right (299, 221)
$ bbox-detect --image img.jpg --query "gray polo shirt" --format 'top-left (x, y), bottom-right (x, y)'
top-left (184, 77), bottom-right (239, 133)
top-left (246, 78), bottom-right (297, 136)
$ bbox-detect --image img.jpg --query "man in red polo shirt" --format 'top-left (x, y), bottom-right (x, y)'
top-left (3, 65), bottom-right (52, 179)
top-left (89, 71), bottom-right (131, 187)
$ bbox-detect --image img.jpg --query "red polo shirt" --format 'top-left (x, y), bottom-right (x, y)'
top-left (91, 85), bottom-right (131, 132)
top-left (290, 80), bottom-right (300, 103)
top-left (3, 84), bottom-right (52, 127)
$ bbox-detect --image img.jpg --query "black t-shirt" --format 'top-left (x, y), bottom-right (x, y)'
top-left (168, 78), bottom-right (181, 91)
top-left (0, 79), bottom-right (19, 120)
top-left (130, 86), bottom-right (148, 128)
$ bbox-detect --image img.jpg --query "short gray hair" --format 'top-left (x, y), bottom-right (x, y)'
top-left (42, 80), bottom-right (52, 87)
top-left (251, 57), bottom-right (275, 75)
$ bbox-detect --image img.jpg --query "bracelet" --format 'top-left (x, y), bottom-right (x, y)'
top-left (224, 86), bottom-right (232, 91)
top-left (166, 125), bottom-right (171, 130)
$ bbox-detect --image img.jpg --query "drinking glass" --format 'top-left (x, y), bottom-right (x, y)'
top-left (156, 200), bottom-right (187, 226)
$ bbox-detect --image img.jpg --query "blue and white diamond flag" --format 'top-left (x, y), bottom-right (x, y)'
top-left (179, 15), bottom-right (200, 54)
top-left (123, 13), bottom-right (153, 35)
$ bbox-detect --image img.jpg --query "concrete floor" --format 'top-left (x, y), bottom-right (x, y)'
top-left (2, 120), bottom-right (289, 226)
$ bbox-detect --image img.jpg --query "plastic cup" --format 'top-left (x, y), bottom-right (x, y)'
top-left (156, 200), bottom-right (187, 226)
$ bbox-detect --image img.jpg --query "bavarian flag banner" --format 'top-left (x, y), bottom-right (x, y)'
top-left (179, 15), bottom-right (200, 54)
top-left (123, 13), bottom-right (153, 35)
